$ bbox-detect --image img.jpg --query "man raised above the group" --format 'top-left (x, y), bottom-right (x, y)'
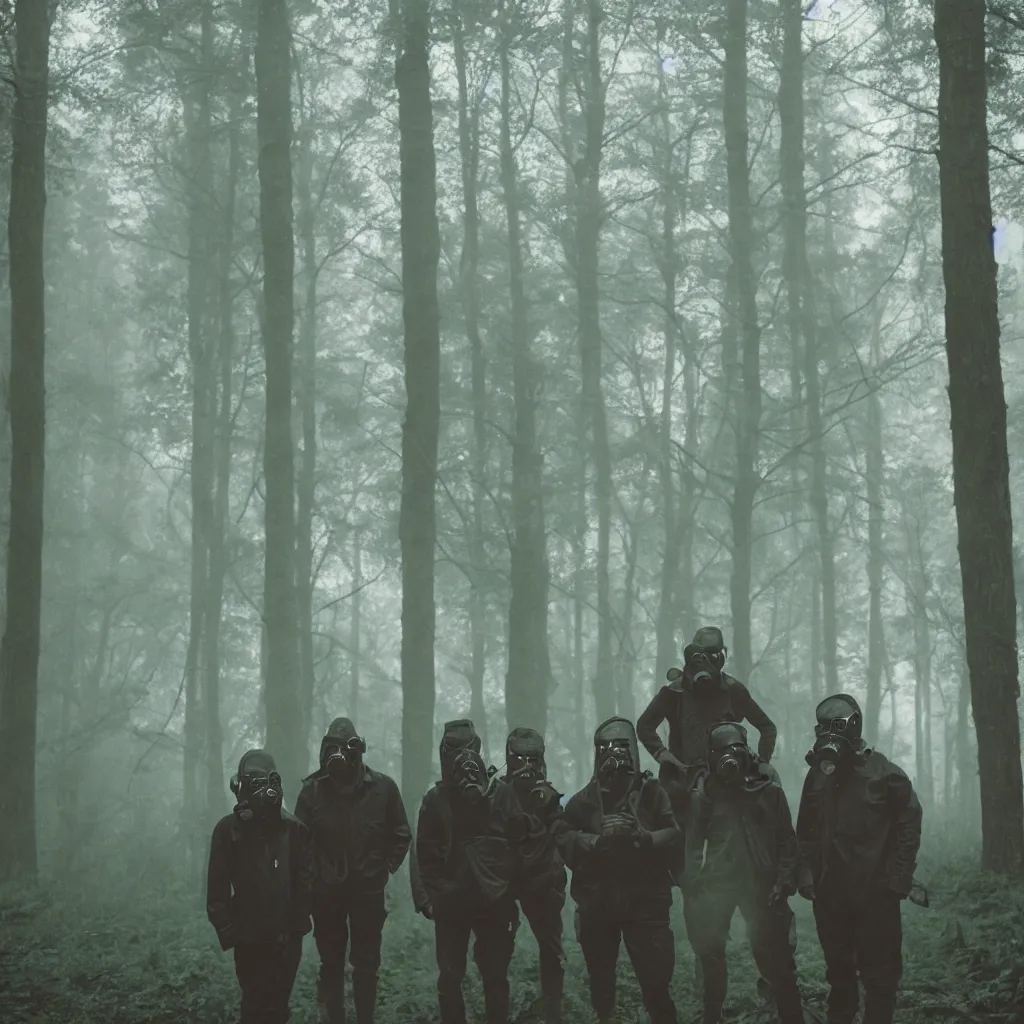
top-left (637, 626), bottom-right (778, 824)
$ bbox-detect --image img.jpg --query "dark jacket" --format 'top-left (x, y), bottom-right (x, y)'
top-left (637, 672), bottom-right (778, 768)
top-left (559, 766), bottom-right (681, 913)
top-left (416, 778), bottom-right (528, 915)
top-left (681, 765), bottom-right (798, 896)
top-left (294, 766), bottom-right (411, 895)
top-left (206, 809), bottom-right (313, 950)
top-left (503, 776), bottom-right (567, 898)
top-left (796, 749), bottom-right (922, 898)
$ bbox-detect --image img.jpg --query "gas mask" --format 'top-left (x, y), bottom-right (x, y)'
top-left (451, 748), bottom-right (488, 804)
top-left (324, 736), bottom-right (366, 783)
top-left (683, 627), bottom-right (727, 698)
top-left (230, 770), bottom-right (283, 822)
top-left (707, 722), bottom-right (750, 785)
top-left (508, 752), bottom-right (544, 782)
top-left (598, 740), bottom-right (634, 776)
top-left (807, 694), bottom-right (863, 776)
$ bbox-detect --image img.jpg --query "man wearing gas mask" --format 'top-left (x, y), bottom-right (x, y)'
top-left (294, 718), bottom-right (411, 1024)
top-left (559, 717), bottom-right (682, 1024)
top-left (416, 719), bottom-right (528, 1024)
top-left (501, 727), bottom-right (567, 1024)
top-left (638, 627), bottom-right (777, 824)
top-left (796, 694), bottom-right (922, 1024)
top-left (206, 749), bottom-right (313, 1024)
top-left (681, 723), bottom-right (804, 1024)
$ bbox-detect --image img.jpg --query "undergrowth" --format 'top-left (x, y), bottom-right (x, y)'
top-left (0, 852), bottom-right (1019, 1023)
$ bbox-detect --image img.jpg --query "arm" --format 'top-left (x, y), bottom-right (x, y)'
top-left (293, 781), bottom-right (314, 829)
top-left (884, 767), bottom-right (922, 896)
top-left (773, 787), bottom-right (799, 895)
top-left (416, 793), bottom-right (457, 907)
top-left (645, 784), bottom-right (682, 851)
top-left (205, 820), bottom-right (236, 951)
top-left (636, 688), bottom-right (671, 761)
top-left (737, 683), bottom-right (778, 761)
top-left (794, 771), bottom-right (819, 894)
top-left (295, 820), bottom-right (314, 928)
top-left (555, 796), bottom-right (602, 868)
top-left (385, 778), bottom-right (413, 874)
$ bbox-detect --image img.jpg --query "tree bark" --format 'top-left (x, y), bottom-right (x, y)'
top-left (722, 0), bottom-right (760, 683)
top-left (350, 528), bottom-right (362, 721)
top-left (295, 108), bottom-right (317, 753)
top-left (778, 0), bottom-right (837, 695)
top-left (574, 0), bottom-right (614, 722)
top-left (0, 0), bottom-right (51, 880)
top-left (396, 0), bottom-right (441, 802)
top-left (935, 0), bottom-right (1024, 874)
top-left (182, 0), bottom-right (215, 849)
top-left (452, 10), bottom-right (488, 738)
top-left (864, 303), bottom-right (886, 745)
top-left (203, 101), bottom-right (241, 823)
top-left (500, 5), bottom-right (551, 736)
top-left (905, 511), bottom-right (933, 809)
top-left (256, 0), bottom-right (303, 789)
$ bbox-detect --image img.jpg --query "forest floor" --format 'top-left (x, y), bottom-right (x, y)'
top-left (0, 852), bottom-right (1022, 1024)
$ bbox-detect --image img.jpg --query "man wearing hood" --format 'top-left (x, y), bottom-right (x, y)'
top-left (559, 717), bottom-right (682, 1024)
top-left (637, 627), bottom-right (777, 823)
top-left (416, 719), bottom-right (528, 1024)
top-left (681, 723), bottom-right (804, 1024)
top-left (796, 694), bottom-right (922, 1024)
top-left (294, 718), bottom-right (411, 1024)
top-left (207, 749), bottom-right (313, 1024)
top-left (501, 727), bottom-right (567, 1024)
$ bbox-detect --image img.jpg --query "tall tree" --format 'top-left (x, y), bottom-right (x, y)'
top-left (181, 0), bottom-right (215, 850)
top-left (451, 4), bottom-right (488, 737)
top-left (0, 0), bottom-right (52, 880)
top-left (722, 0), bottom-right (761, 683)
top-left (934, 0), bottom-right (1024, 874)
top-left (500, 0), bottom-right (551, 735)
top-left (256, 0), bottom-right (303, 788)
top-left (395, 0), bottom-right (441, 799)
top-left (778, 0), bottom-right (837, 694)
top-left (573, 0), bottom-right (615, 720)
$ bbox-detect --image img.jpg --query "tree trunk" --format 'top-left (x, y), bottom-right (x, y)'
top-left (500, 8), bottom-right (551, 736)
top-left (396, 0), bottom-right (441, 802)
top-left (452, 11), bottom-right (488, 738)
top-left (203, 105), bottom-right (241, 823)
top-left (574, 0), bottom-right (614, 722)
top-left (182, 0), bottom-right (215, 851)
top-left (723, 0), bottom-right (760, 684)
top-left (350, 528), bottom-right (362, 720)
top-left (295, 112), bottom-right (318, 753)
top-left (778, 0), bottom-right (837, 695)
top-left (935, 0), bottom-right (1024, 874)
top-left (653, 29), bottom-right (681, 686)
top-left (256, 0), bottom-right (303, 790)
top-left (0, 0), bottom-right (50, 881)
top-left (865, 303), bottom-right (886, 745)
top-left (905, 512), bottom-right (934, 810)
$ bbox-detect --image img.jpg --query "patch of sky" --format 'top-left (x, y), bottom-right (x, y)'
top-left (660, 56), bottom-right (676, 73)
top-left (994, 217), bottom-right (1024, 266)
top-left (807, 0), bottom-right (844, 19)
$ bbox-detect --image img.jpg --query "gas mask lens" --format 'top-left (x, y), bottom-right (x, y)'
top-left (599, 742), bottom-right (632, 774)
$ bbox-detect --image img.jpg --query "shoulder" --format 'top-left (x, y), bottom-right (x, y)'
top-left (723, 674), bottom-right (749, 697)
top-left (865, 750), bottom-right (915, 795)
top-left (366, 767), bottom-right (398, 790)
top-left (211, 813), bottom-right (238, 842)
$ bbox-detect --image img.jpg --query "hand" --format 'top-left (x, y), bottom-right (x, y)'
top-left (418, 903), bottom-right (434, 921)
top-left (632, 827), bottom-right (653, 851)
top-left (656, 750), bottom-right (687, 771)
top-left (601, 813), bottom-right (635, 837)
top-left (797, 883), bottom-right (815, 902)
top-left (531, 781), bottom-right (560, 809)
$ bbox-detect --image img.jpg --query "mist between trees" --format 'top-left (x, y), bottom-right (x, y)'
top-left (0, 0), bottom-right (1022, 887)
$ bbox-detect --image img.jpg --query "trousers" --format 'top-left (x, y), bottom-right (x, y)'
top-left (234, 936), bottom-right (303, 1024)
top-left (519, 884), bottom-right (567, 1024)
top-left (575, 893), bottom-right (678, 1024)
top-left (434, 898), bottom-right (520, 1024)
top-left (313, 887), bottom-right (388, 1024)
top-left (814, 884), bottom-right (903, 1024)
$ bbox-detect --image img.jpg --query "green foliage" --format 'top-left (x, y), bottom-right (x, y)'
top-left (1, 856), bottom-right (1018, 1022)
